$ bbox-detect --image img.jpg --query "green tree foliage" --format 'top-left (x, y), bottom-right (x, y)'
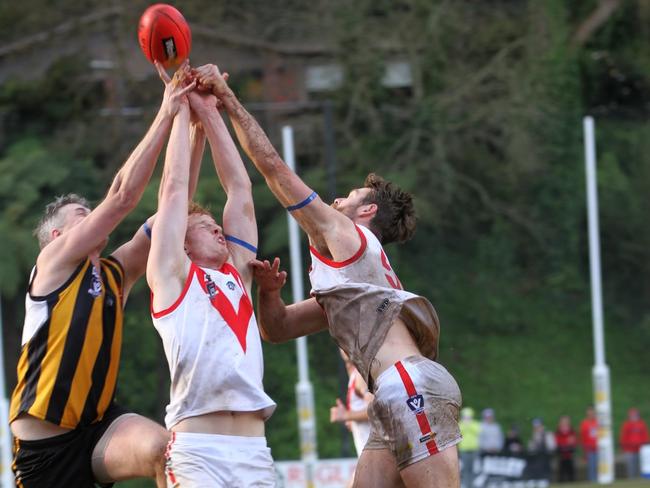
top-left (323, 0), bottom-right (649, 437)
top-left (0, 137), bottom-right (98, 296)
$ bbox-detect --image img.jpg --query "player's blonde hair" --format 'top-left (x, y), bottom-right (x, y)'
top-left (187, 201), bottom-right (211, 217)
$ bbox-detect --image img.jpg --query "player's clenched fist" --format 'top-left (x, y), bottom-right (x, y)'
top-left (193, 64), bottom-right (230, 97)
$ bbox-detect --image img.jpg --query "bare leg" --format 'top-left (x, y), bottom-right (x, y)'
top-left (400, 445), bottom-right (460, 488)
top-left (353, 449), bottom-right (405, 488)
top-left (92, 414), bottom-right (170, 488)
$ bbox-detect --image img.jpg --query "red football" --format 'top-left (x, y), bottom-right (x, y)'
top-left (138, 4), bottom-right (191, 69)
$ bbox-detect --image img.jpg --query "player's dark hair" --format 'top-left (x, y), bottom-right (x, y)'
top-left (362, 173), bottom-right (416, 244)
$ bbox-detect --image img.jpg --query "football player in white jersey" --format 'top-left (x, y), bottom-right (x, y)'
top-left (331, 349), bottom-right (374, 487)
top-left (331, 349), bottom-right (373, 459)
top-left (195, 64), bottom-right (462, 488)
top-left (146, 67), bottom-right (276, 487)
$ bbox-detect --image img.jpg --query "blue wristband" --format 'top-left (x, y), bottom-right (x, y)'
top-left (225, 235), bottom-right (257, 253)
top-left (286, 191), bottom-right (317, 212)
top-left (143, 221), bottom-right (152, 239)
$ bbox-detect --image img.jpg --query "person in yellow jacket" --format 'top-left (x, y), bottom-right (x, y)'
top-left (459, 407), bottom-right (481, 488)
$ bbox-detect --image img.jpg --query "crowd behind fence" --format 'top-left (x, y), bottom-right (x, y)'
top-left (459, 406), bottom-right (650, 488)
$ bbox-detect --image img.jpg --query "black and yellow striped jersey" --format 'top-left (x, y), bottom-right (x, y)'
top-left (10, 256), bottom-right (124, 429)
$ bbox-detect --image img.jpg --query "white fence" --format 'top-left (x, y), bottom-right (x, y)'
top-left (275, 458), bottom-right (357, 488)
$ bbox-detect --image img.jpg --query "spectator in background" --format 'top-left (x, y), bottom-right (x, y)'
top-left (503, 424), bottom-right (524, 456)
top-left (478, 408), bottom-right (504, 456)
top-left (330, 349), bottom-right (373, 457)
top-left (555, 415), bottom-right (577, 482)
top-left (619, 407), bottom-right (650, 478)
top-left (528, 417), bottom-right (555, 481)
top-left (330, 349), bottom-right (374, 488)
top-left (459, 407), bottom-right (481, 488)
top-left (580, 406), bottom-right (598, 482)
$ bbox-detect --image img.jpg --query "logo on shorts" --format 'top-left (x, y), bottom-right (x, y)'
top-left (406, 394), bottom-right (424, 414)
top-left (227, 281), bottom-right (236, 290)
top-left (419, 432), bottom-right (434, 443)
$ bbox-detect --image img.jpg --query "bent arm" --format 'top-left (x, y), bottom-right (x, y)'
top-left (257, 292), bottom-right (328, 343)
top-left (251, 257), bottom-right (328, 341)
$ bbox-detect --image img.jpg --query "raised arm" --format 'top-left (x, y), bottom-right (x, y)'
top-left (147, 71), bottom-right (194, 311)
top-left (188, 84), bottom-right (257, 285)
top-left (250, 258), bottom-right (328, 342)
top-left (108, 63), bottom-right (202, 301)
top-left (35, 62), bottom-right (193, 292)
top-left (109, 121), bottom-right (205, 302)
top-left (194, 65), bottom-right (360, 260)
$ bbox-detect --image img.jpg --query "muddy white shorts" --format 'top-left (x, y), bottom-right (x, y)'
top-left (365, 355), bottom-right (462, 469)
top-left (165, 431), bottom-right (276, 487)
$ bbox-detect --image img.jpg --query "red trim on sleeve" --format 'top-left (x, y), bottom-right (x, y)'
top-left (151, 264), bottom-right (196, 318)
top-left (309, 225), bottom-right (367, 268)
top-left (395, 361), bottom-right (439, 455)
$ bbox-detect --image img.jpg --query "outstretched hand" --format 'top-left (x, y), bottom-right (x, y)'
top-left (156, 59), bottom-right (196, 117)
top-left (249, 258), bottom-right (287, 293)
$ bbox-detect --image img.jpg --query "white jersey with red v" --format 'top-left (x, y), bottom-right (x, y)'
top-left (151, 262), bottom-right (275, 429)
top-left (309, 224), bottom-right (403, 292)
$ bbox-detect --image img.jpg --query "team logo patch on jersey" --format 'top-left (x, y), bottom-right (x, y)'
top-left (205, 274), bottom-right (218, 298)
top-left (88, 265), bottom-right (103, 297)
top-left (226, 281), bottom-right (236, 290)
top-left (406, 394), bottom-right (425, 414)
